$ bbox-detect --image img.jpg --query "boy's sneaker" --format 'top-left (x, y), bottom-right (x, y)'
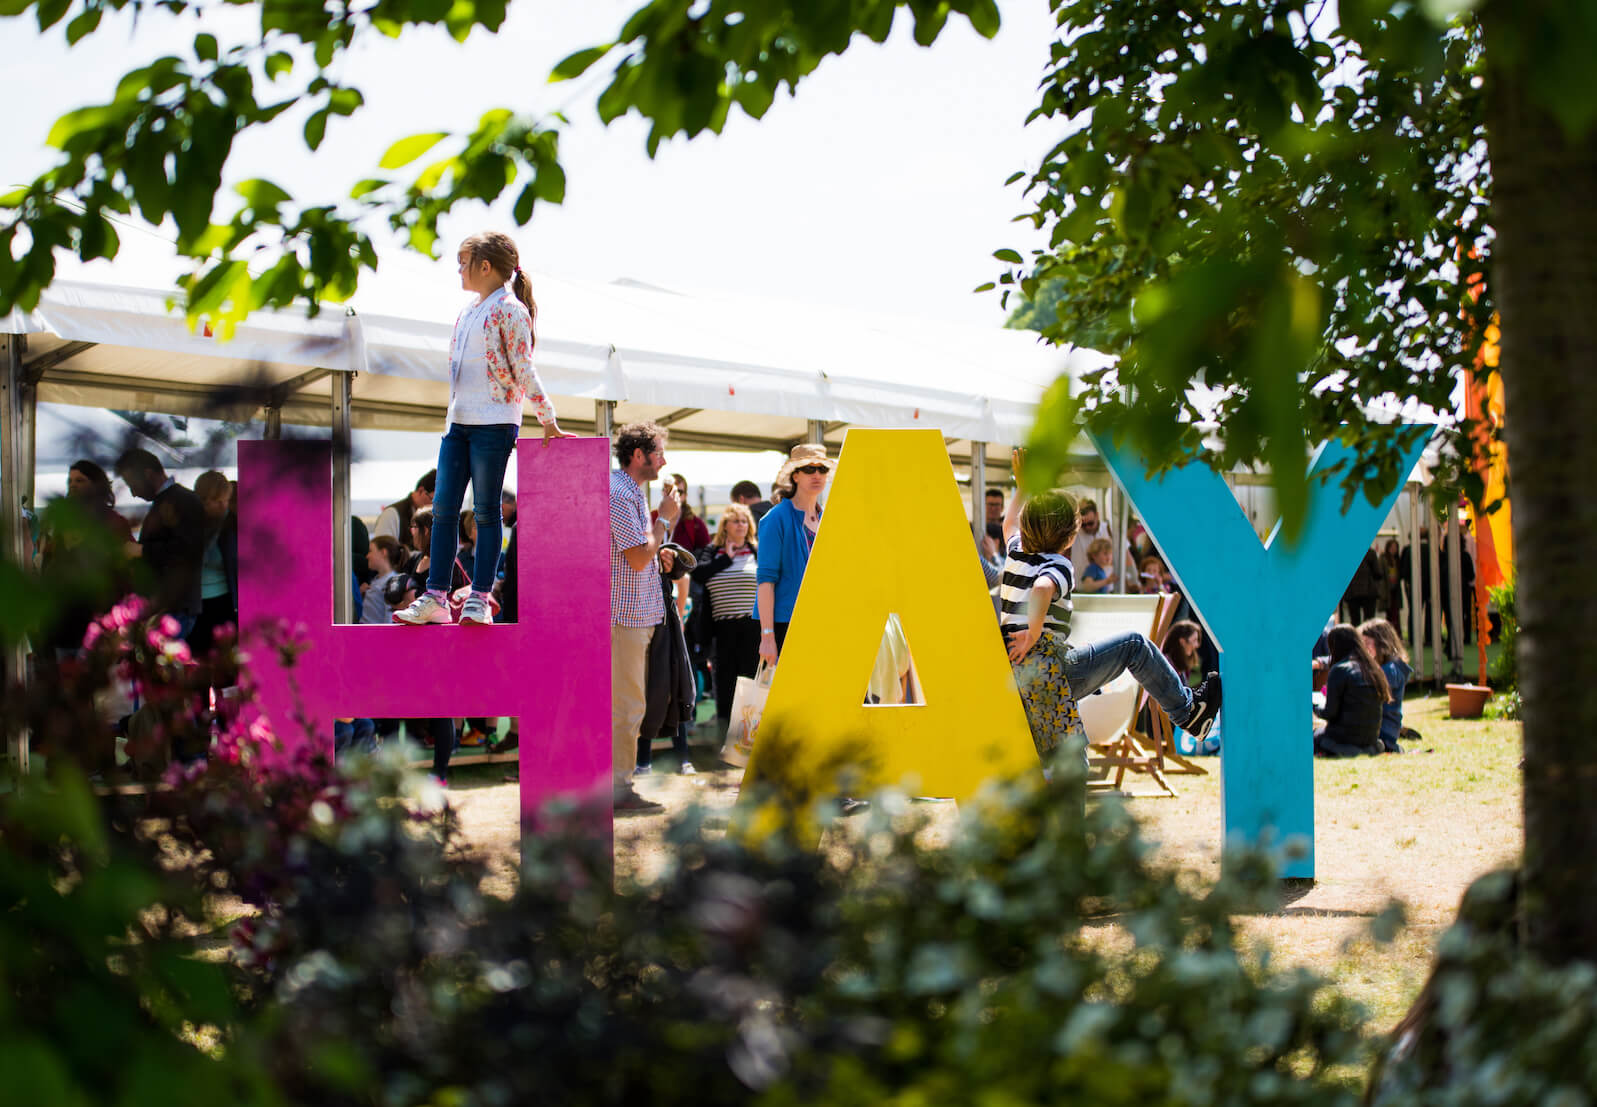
top-left (1182, 672), bottom-right (1223, 741)
top-left (459, 594), bottom-right (493, 626)
top-left (393, 593), bottom-right (451, 625)
top-left (613, 784), bottom-right (663, 814)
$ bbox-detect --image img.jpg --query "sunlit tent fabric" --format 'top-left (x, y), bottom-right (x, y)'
top-left (4, 240), bottom-right (1099, 452)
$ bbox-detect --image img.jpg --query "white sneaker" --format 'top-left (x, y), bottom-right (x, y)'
top-left (393, 593), bottom-right (451, 625)
top-left (459, 594), bottom-right (493, 626)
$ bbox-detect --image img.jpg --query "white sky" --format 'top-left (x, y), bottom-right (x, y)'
top-left (0, 0), bottom-right (1061, 328)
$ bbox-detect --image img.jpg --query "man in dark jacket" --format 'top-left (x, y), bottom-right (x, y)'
top-left (115, 448), bottom-right (207, 639)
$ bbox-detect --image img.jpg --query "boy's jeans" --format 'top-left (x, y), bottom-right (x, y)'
top-left (1061, 631), bottom-right (1194, 724)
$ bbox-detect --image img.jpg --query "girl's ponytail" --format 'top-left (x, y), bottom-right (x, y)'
top-left (512, 266), bottom-right (537, 353)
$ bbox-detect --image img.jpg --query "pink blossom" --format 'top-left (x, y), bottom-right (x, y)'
top-left (158, 615), bottom-right (180, 638)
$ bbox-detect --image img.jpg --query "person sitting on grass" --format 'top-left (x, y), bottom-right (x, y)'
top-left (1312, 624), bottom-right (1391, 757)
top-left (1359, 617), bottom-right (1414, 753)
top-left (1001, 453), bottom-right (1221, 770)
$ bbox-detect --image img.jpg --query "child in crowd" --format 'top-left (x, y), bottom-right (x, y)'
top-left (1138, 554), bottom-right (1172, 594)
top-left (1312, 624), bottom-right (1391, 757)
top-left (1001, 463), bottom-right (1222, 769)
top-left (1359, 617), bottom-right (1413, 753)
top-left (362, 536), bottom-right (403, 625)
top-left (394, 230), bottom-right (573, 627)
top-left (1076, 536), bottom-right (1117, 594)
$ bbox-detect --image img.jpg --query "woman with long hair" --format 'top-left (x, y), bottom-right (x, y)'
top-left (1312, 623), bottom-right (1390, 757)
top-left (394, 230), bottom-right (573, 627)
top-left (1359, 617), bottom-right (1413, 753)
top-left (692, 502), bottom-right (761, 734)
top-left (1160, 620), bottom-right (1204, 688)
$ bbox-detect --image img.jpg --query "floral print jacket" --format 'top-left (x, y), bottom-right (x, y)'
top-left (449, 287), bottom-right (556, 427)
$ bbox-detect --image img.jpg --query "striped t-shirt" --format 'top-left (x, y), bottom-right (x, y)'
top-left (703, 547), bottom-right (759, 620)
top-left (998, 534), bottom-right (1074, 639)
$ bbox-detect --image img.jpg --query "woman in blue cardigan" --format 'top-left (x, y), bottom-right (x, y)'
top-left (756, 443), bottom-right (836, 665)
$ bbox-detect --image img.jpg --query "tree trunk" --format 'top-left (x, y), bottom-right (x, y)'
top-left (1483, 5), bottom-right (1597, 964)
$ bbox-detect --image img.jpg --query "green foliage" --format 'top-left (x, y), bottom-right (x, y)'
top-left (1487, 572), bottom-right (1517, 695)
top-left (0, 0), bottom-right (554, 332)
top-left (552, 0), bottom-right (1003, 156)
top-left (1369, 869), bottom-right (1597, 1104)
top-left (1006, 1), bottom-right (1489, 538)
top-left (1004, 247), bottom-right (1125, 352)
top-left (0, 769), bottom-right (275, 1106)
top-left (230, 753), bottom-right (1373, 1106)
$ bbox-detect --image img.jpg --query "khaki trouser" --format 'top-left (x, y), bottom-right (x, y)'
top-left (611, 622), bottom-right (656, 791)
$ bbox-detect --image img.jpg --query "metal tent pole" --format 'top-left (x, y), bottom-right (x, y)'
top-left (264, 406), bottom-right (283, 439)
top-left (332, 371), bottom-right (354, 625)
top-left (2, 334), bottom-right (30, 775)
top-left (970, 442), bottom-right (986, 543)
top-left (1409, 484), bottom-right (1424, 680)
top-left (1116, 482), bottom-right (1131, 594)
top-left (595, 400), bottom-right (614, 441)
top-left (1446, 508), bottom-right (1464, 672)
top-left (1427, 509), bottom-right (1443, 688)
top-left (806, 419), bottom-right (825, 446)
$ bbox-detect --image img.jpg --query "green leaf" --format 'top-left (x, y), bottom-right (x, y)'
top-left (551, 44), bottom-right (611, 82)
top-left (532, 161), bottom-right (565, 204)
top-left (965, 0), bottom-right (1001, 39)
top-left (304, 107), bottom-right (329, 151)
top-left (235, 177), bottom-right (292, 212)
top-left (65, 6), bottom-right (102, 43)
top-left (194, 32), bottom-right (218, 62)
top-left (379, 132), bottom-right (450, 170)
top-left (512, 183), bottom-right (536, 226)
top-left (45, 104), bottom-right (120, 150)
top-left (34, 0), bottom-right (69, 30)
top-left (264, 51), bottom-right (294, 80)
top-left (993, 248), bottom-right (1023, 264)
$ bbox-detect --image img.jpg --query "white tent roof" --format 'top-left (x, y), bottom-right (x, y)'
top-left (5, 238), bottom-right (1104, 459)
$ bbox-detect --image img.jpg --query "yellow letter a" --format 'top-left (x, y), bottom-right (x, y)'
top-left (744, 429), bottom-right (1038, 801)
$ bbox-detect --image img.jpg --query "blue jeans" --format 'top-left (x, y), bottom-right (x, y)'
top-left (1062, 631), bottom-right (1195, 725)
top-left (426, 422), bottom-right (517, 594)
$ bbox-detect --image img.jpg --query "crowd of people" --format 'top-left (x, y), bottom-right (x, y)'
top-left (31, 227), bottom-right (1431, 799)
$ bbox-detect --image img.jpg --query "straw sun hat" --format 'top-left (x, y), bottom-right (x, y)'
top-left (775, 443), bottom-right (836, 493)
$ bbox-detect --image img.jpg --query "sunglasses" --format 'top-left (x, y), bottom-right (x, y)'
top-left (795, 464), bottom-right (829, 475)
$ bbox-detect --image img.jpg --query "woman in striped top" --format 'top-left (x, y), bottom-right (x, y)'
top-left (692, 502), bottom-right (761, 735)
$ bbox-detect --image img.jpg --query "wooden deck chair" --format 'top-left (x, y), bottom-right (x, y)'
top-left (1071, 594), bottom-right (1178, 797)
top-left (1131, 592), bottom-right (1211, 779)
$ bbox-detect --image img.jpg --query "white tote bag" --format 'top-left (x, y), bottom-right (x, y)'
top-left (720, 661), bottom-right (775, 767)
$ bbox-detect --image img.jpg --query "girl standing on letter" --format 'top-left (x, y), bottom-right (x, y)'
top-left (395, 232), bottom-right (573, 626)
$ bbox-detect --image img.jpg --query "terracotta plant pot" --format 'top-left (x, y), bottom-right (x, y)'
top-left (1446, 683), bottom-right (1493, 719)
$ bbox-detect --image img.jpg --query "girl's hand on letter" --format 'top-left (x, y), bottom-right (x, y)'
top-left (542, 420), bottom-right (579, 446)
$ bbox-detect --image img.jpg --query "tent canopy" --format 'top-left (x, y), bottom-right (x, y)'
top-left (6, 243), bottom-right (1105, 459)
